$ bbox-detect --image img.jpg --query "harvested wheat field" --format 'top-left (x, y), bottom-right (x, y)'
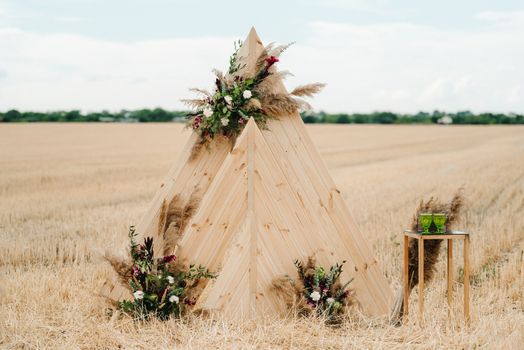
top-left (1, 123), bottom-right (523, 349)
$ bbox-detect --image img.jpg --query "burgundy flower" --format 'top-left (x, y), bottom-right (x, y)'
top-left (192, 116), bottom-right (202, 129)
top-left (184, 297), bottom-right (196, 306)
top-left (238, 118), bottom-right (245, 125)
top-left (162, 254), bottom-right (176, 263)
top-left (265, 55), bottom-right (279, 68)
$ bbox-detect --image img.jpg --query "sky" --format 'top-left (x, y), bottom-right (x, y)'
top-left (0, 0), bottom-right (523, 113)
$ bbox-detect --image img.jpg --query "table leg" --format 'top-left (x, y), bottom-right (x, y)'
top-left (418, 237), bottom-right (424, 324)
top-left (403, 235), bottom-right (409, 323)
top-left (447, 239), bottom-right (453, 316)
top-left (464, 235), bottom-right (470, 324)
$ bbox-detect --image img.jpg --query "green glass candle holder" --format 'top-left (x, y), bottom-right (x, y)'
top-left (419, 213), bottom-right (433, 235)
top-left (433, 213), bottom-right (447, 234)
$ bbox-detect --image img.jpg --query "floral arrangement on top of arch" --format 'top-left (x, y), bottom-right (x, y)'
top-left (182, 41), bottom-right (325, 142)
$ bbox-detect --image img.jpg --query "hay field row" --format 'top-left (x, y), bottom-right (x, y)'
top-left (1, 123), bottom-right (523, 349)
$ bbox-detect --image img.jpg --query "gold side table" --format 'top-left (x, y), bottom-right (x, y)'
top-left (403, 230), bottom-right (470, 324)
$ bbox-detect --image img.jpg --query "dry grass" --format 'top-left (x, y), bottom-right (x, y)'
top-left (1, 123), bottom-right (523, 349)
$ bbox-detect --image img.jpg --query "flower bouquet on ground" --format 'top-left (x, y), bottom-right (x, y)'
top-left (273, 257), bottom-right (354, 323)
top-left (118, 227), bottom-right (216, 320)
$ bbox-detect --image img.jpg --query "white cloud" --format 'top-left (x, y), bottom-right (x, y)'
top-left (54, 16), bottom-right (84, 23)
top-left (453, 76), bottom-right (473, 95)
top-left (475, 11), bottom-right (524, 26)
top-left (507, 86), bottom-right (520, 104)
top-left (280, 20), bottom-right (524, 112)
top-left (322, 0), bottom-right (389, 13)
top-left (0, 28), bottom-right (235, 111)
top-left (0, 17), bottom-right (523, 113)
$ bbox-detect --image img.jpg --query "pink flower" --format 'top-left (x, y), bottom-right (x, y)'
top-left (265, 56), bottom-right (279, 68)
top-left (238, 118), bottom-right (245, 125)
top-left (132, 265), bottom-right (139, 277)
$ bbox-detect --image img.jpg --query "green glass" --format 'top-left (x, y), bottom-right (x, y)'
top-left (433, 213), bottom-right (446, 234)
top-left (419, 213), bottom-right (433, 234)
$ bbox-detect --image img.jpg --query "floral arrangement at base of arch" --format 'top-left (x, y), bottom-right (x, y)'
top-left (182, 40), bottom-right (325, 143)
top-left (272, 257), bottom-right (354, 323)
top-left (118, 226), bottom-right (216, 320)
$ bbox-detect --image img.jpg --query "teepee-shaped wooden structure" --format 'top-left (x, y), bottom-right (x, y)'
top-left (103, 27), bottom-right (393, 317)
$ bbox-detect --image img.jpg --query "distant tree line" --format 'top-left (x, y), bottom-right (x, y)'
top-left (1, 108), bottom-right (523, 125)
top-left (0, 109), bottom-right (187, 123)
top-left (301, 110), bottom-right (524, 125)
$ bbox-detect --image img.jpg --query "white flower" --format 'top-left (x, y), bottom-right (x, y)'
top-left (221, 117), bottom-right (229, 126)
top-left (224, 95), bottom-right (233, 104)
top-left (326, 297), bottom-right (335, 305)
top-left (169, 295), bottom-right (179, 304)
top-left (166, 276), bottom-right (174, 284)
top-left (203, 107), bottom-right (213, 118)
top-left (310, 291), bottom-right (321, 302)
top-left (133, 291), bottom-right (144, 300)
top-left (243, 90), bottom-right (252, 99)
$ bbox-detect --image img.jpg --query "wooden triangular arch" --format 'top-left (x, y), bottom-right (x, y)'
top-left (102, 27), bottom-right (393, 317)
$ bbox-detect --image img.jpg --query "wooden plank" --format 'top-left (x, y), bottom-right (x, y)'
top-left (177, 178), bottom-right (247, 272)
top-left (247, 119), bottom-right (257, 317)
top-left (255, 250), bottom-right (288, 316)
top-left (176, 121), bottom-right (251, 312)
top-left (253, 147), bottom-right (332, 256)
top-left (199, 218), bottom-right (251, 312)
top-left (177, 167), bottom-right (247, 267)
top-left (403, 234), bottom-right (409, 323)
top-left (405, 232), bottom-right (466, 240)
top-left (418, 238), bottom-right (425, 324)
top-left (252, 215), bottom-right (292, 316)
top-left (447, 239), bottom-right (453, 317)
top-left (222, 270), bottom-right (250, 318)
top-left (464, 235), bottom-right (470, 324)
